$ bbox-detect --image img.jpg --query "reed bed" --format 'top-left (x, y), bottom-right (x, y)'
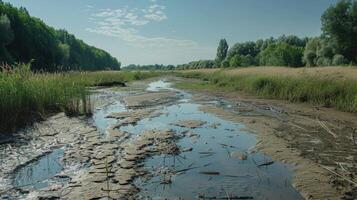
top-left (0, 64), bottom-right (161, 133)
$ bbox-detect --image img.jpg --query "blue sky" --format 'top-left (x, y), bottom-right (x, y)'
top-left (5, 0), bottom-right (338, 65)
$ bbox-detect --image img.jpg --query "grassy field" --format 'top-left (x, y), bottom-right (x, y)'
top-left (0, 63), bottom-right (161, 132)
top-left (176, 66), bottom-right (357, 113)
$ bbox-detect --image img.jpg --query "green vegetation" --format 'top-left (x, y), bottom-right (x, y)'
top-left (123, 64), bottom-right (175, 71)
top-left (178, 0), bottom-right (357, 69)
top-left (0, 63), bottom-right (160, 132)
top-left (215, 39), bottom-right (229, 66)
top-left (176, 70), bottom-right (357, 112)
top-left (0, 2), bottom-right (120, 71)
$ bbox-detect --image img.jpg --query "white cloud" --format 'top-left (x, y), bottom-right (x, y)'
top-left (86, 3), bottom-right (196, 49)
top-left (86, 3), bottom-right (214, 64)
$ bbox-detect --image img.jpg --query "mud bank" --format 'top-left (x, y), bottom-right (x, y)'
top-left (178, 77), bottom-right (357, 200)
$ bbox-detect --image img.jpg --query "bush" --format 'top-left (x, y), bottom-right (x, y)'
top-left (332, 54), bottom-right (347, 66)
top-left (259, 42), bottom-right (304, 67)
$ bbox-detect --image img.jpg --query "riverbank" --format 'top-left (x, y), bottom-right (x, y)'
top-left (175, 76), bottom-right (357, 199)
top-left (176, 66), bottom-right (357, 113)
top-left (0, 64), bottom-right (162, 133)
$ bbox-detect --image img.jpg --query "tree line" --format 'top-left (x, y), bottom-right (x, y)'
top-left (177, 0), bottom-right (357, 70)
top-left (0, 1), bottom-right (120, 71)
top-left (123, 64), bottom-right (175, 71)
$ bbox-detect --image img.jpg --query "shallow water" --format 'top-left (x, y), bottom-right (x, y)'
top-left (12, 148), bottom-right (66, 190)
top-left (94, 80), bottom-right (304, 200)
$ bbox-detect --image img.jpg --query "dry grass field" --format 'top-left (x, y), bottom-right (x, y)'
top-left (181, 66), bottom-right (357, 80)
top-left (176, 66), bottom-right (357, 112)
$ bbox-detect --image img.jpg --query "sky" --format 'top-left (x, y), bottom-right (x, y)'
top-left (5, 0), bottom-right (338, 66)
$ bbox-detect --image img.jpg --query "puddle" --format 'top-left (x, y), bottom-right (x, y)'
top-left (92, 80), bottom-right (304, 199)
top-left (92, 101), bottom-right (127, 133)
top-left (12, 148), bottom-right (67, 190)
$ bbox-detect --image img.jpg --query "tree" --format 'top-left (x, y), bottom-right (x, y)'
top-left (303, 37), bottom-right (340, 66)
top-left (259, 42), bottom-right (304, 67)
top-left (215, 39), bottom-right (228, 66)
top-left (321, 0), bottom-right (357, 62)
top-left (332, 54), bottom-right (348, 65)
top-left (303, 38), bottom-right (320, 66)
top-left (0, 2), bottom-right (120, 71)
top-left (0, 14), bottom-right (13, 62)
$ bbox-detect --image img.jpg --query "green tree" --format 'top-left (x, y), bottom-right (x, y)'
top-left (303, 38), bottom-right (320, 66)
top-left (215, 39), bottom-right (228, 66)
top-left (321, 0), bottom-right (357, 62)
top-left (260, 42), bottom-right (304, 67)
top-left (0, 14), bottom-right (13, 62)
top-left (0, 2), bottom-right (120, 71)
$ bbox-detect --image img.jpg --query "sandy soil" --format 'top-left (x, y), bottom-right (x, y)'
top-left (176, 77), bottom-right (357, 200)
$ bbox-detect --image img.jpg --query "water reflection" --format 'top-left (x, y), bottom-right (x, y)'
top-left (13, 149), bottom-right (66, 189)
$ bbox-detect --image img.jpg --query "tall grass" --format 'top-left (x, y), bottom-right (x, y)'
top-left (0, 63), bottom-right (161, 132)
top-left (176, 68), bottom-right (357, 112)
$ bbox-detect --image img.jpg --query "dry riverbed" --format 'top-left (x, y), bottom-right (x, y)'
top-left (0, 77), bottom-right (353, 200)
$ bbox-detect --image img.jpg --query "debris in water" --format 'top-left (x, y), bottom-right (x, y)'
top-left (257, 161), bottom-right (275, 167)
top-left (199, 171), bottom-right (220, 175)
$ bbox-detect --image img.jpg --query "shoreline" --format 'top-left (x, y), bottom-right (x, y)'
top-left (174, 77), bottom-right (357, 199)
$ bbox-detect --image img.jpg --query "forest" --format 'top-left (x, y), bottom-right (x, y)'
top-left (0, 1), bottom-right (120, 71)
top-left (123, 64), bottom-right (175, 71)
